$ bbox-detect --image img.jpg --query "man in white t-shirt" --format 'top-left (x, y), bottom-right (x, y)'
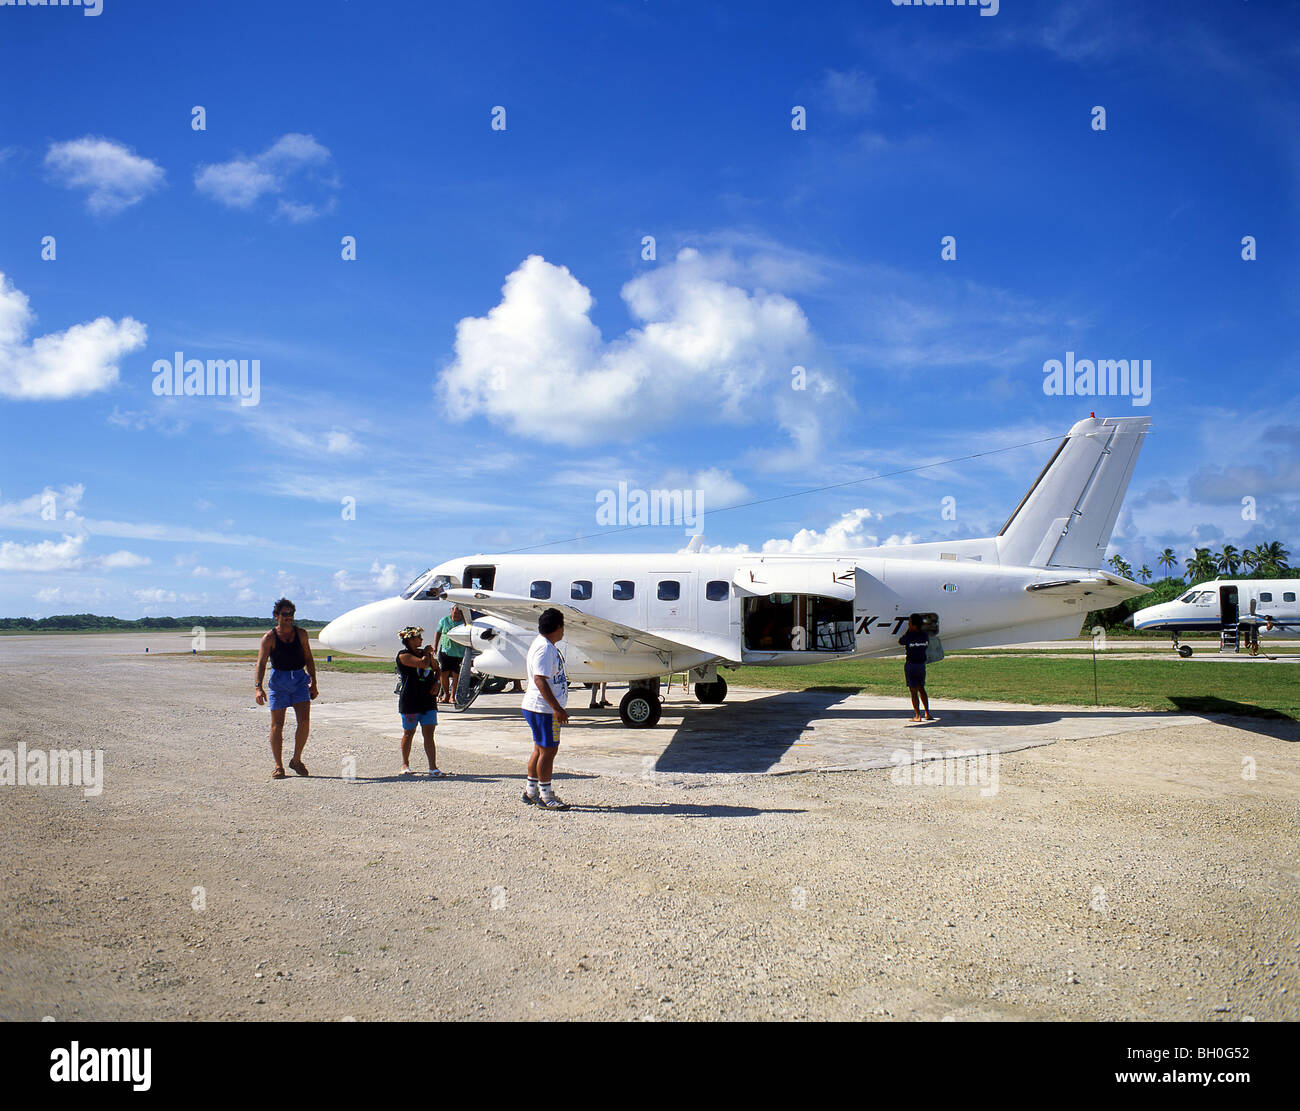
top-left (521, 607), bottom-right (570, 810)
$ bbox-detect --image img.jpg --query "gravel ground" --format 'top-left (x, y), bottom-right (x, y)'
top-left (1, 645), bottom-right (1297, 1021)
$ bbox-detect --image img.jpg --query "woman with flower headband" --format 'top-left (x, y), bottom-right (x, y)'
top-left (396, 625), bottom-right (446, 777)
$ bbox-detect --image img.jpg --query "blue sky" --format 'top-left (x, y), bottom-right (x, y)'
top-left (1, 0), bottom-right (1297, 619)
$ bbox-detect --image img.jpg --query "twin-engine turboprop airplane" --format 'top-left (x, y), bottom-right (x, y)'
top-left (1128, 578), bottom-right (1300, 655)
top-left (320, 415), bottom-right (1152, 726)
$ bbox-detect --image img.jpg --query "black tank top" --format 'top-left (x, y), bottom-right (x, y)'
top-left (270, 627), bottom-right (306, 670)
top-left (396, 653), bottom-right (437, 714)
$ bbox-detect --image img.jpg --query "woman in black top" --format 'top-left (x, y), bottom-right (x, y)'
top-left (255, 598), bottom-right (318, 778)
top-left (396, 625), bottom-right (445, 777)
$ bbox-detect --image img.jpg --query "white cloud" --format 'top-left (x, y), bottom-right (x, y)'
top-left (439, 250), bottom-right (834, 448)
top-left (325, 428), bottom-right (359, 454)
top-left (195, 133), bottom-right (336, 219)
top-left (0, 274), bottom-right (146, 400)
top-left (99, 550), bottom-right (150, 569)
top-left (694, 507), bottom-right (892, 555)
top-left (0, 534), bottom-right (87, 571)
top-left (45, 136), bottom-right (164, 215)
top-left (333, 560), bottom-right (400, 594)
top-left (135, 588), bottom-right (177, 605)
top-left (822, 69), bottom-right (877, 115)
top-left (761, 508), bottom-right (883, 554)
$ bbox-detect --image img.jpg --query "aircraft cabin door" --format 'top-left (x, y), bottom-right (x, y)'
top-left (1219, 585), bottom-right (1239, 627)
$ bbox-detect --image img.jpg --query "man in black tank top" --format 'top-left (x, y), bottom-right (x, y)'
top-left (255, 598), bottom-right (318, 778)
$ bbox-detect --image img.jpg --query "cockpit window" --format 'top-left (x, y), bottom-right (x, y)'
top-left (403, 571), bottom-right (455, 600)
top-left (402, 570), bottom-right (434, 599)
top-left (416, 574), bottom-right (456, 600)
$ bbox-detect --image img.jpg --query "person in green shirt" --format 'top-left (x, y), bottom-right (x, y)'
top-left (434, 605), bottom-right (467, 704)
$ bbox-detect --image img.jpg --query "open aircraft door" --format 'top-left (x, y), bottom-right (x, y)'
top-left (734, 558), bottom-right (857, 653)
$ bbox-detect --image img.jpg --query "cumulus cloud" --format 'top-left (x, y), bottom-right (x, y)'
top-left (333, 560), bottom-right (400, 594)
top-left (0, 534), bottom-right (87, 571)
top-left (45, 136), bottom-right (164, 215)
top-left (439, 250), bottom-right (837, 449)
top-left (0, 274), bottom-right (146, 400)
top-left (694, 507), bottom-right (902, 555)
top-left (195, 133), bottom-right (337, 220)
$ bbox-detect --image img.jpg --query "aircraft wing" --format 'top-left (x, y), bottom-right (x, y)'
top-left (1024, 574), bottom-right (1151, 607)
top-left (443, 589), bottom-right (738, 663)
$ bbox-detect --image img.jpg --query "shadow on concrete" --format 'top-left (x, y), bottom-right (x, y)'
top-left (650, 689), bottom-right (1181, 775)
top-left (1168, 696), bottom-right (1299, 743)
top-left (569, 802), bottom-right (805, 818)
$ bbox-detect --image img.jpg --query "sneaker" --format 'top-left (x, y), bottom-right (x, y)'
top-left (538, 795), bottom-right (570, 811)
top-left (428, 768), bottom-right (449, 778)
top-left (521, 791), bottom-right (539, 805)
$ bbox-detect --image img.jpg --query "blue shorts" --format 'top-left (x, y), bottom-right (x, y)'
top-left (268, 668), bottom-right (310, 710)
top-left (400, 709), bottom-right (438, 729)
top-left (904, 662), bottom-right (927, 689)
top-left (523, 709), bottom-right (560, 749)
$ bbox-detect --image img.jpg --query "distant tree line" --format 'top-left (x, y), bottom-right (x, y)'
top-left (1086, 541), bottom-right (1292, 632)
top-left (0, 614), bottom-right (327, 632)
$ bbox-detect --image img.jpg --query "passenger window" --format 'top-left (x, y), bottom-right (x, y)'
top-left (613, 580), bottom-right (635, 601)
top-left (706, 580), bottom-right (729, 601)
top-left (529, 580), bottom-right (551, 600)
top-left (571, 580), bottom-right (592, 601)
top-left (657, 580), bottom-right (680, 601)
top-left (1260, 592), bottom-right (1273, 603)
top-left (1285, 592), bottom-right (1296, 603)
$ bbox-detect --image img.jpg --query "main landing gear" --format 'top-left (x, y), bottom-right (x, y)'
top-left (619, 678), bottom-right (662, 728)
top-left (693, 675), bottom-right (728, 704)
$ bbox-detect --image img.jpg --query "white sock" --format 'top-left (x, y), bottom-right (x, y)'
top-left (526, 776), bottom-right (539, 798)
top-left (539, 780), bottom-right (554, 800)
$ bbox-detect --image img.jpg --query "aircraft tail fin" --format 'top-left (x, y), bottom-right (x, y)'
top-left (996, 416), bottom-right (1150, 570)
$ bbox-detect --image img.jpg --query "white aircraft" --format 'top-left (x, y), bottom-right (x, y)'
top-left (1128, 578), bottom-right (1300, 655)
top-left (320, 415), bottom-right (1152, 726)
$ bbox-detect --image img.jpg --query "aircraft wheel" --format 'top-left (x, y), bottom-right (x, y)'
top-left (450, 669), bottom-right (485, 711)
top-left (694, 676), bottom-right (728, 704)
top-left (1177, 645), bottom-right (1193, 658)
top-left (619, 689), bottom-right (661, 728)
top-left (481, 677), bottom-right (508, 695)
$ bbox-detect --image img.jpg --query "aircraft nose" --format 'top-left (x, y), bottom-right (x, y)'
top-left (318, 608), bottom-right (382, 655)
top-left (1122, 614), bottom-right (1134, 627)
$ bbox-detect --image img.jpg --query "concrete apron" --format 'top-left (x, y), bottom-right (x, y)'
top-left (306, 687), bottom-right (1211, 785)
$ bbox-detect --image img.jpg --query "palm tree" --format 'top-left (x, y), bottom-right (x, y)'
top-left (1243, 548), bottom-right (1260, 573)
top-left (1217, 544), bottom-right (1241, 575)
top-left (1185, 548), bottom-right (1215, 582)
top-left (1139, 564), bottom-right (1151, 583)
top-left (1263, 541), bottom-right (1290, 574)
top-left (1157, 548), bottom-right (1177, 577)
